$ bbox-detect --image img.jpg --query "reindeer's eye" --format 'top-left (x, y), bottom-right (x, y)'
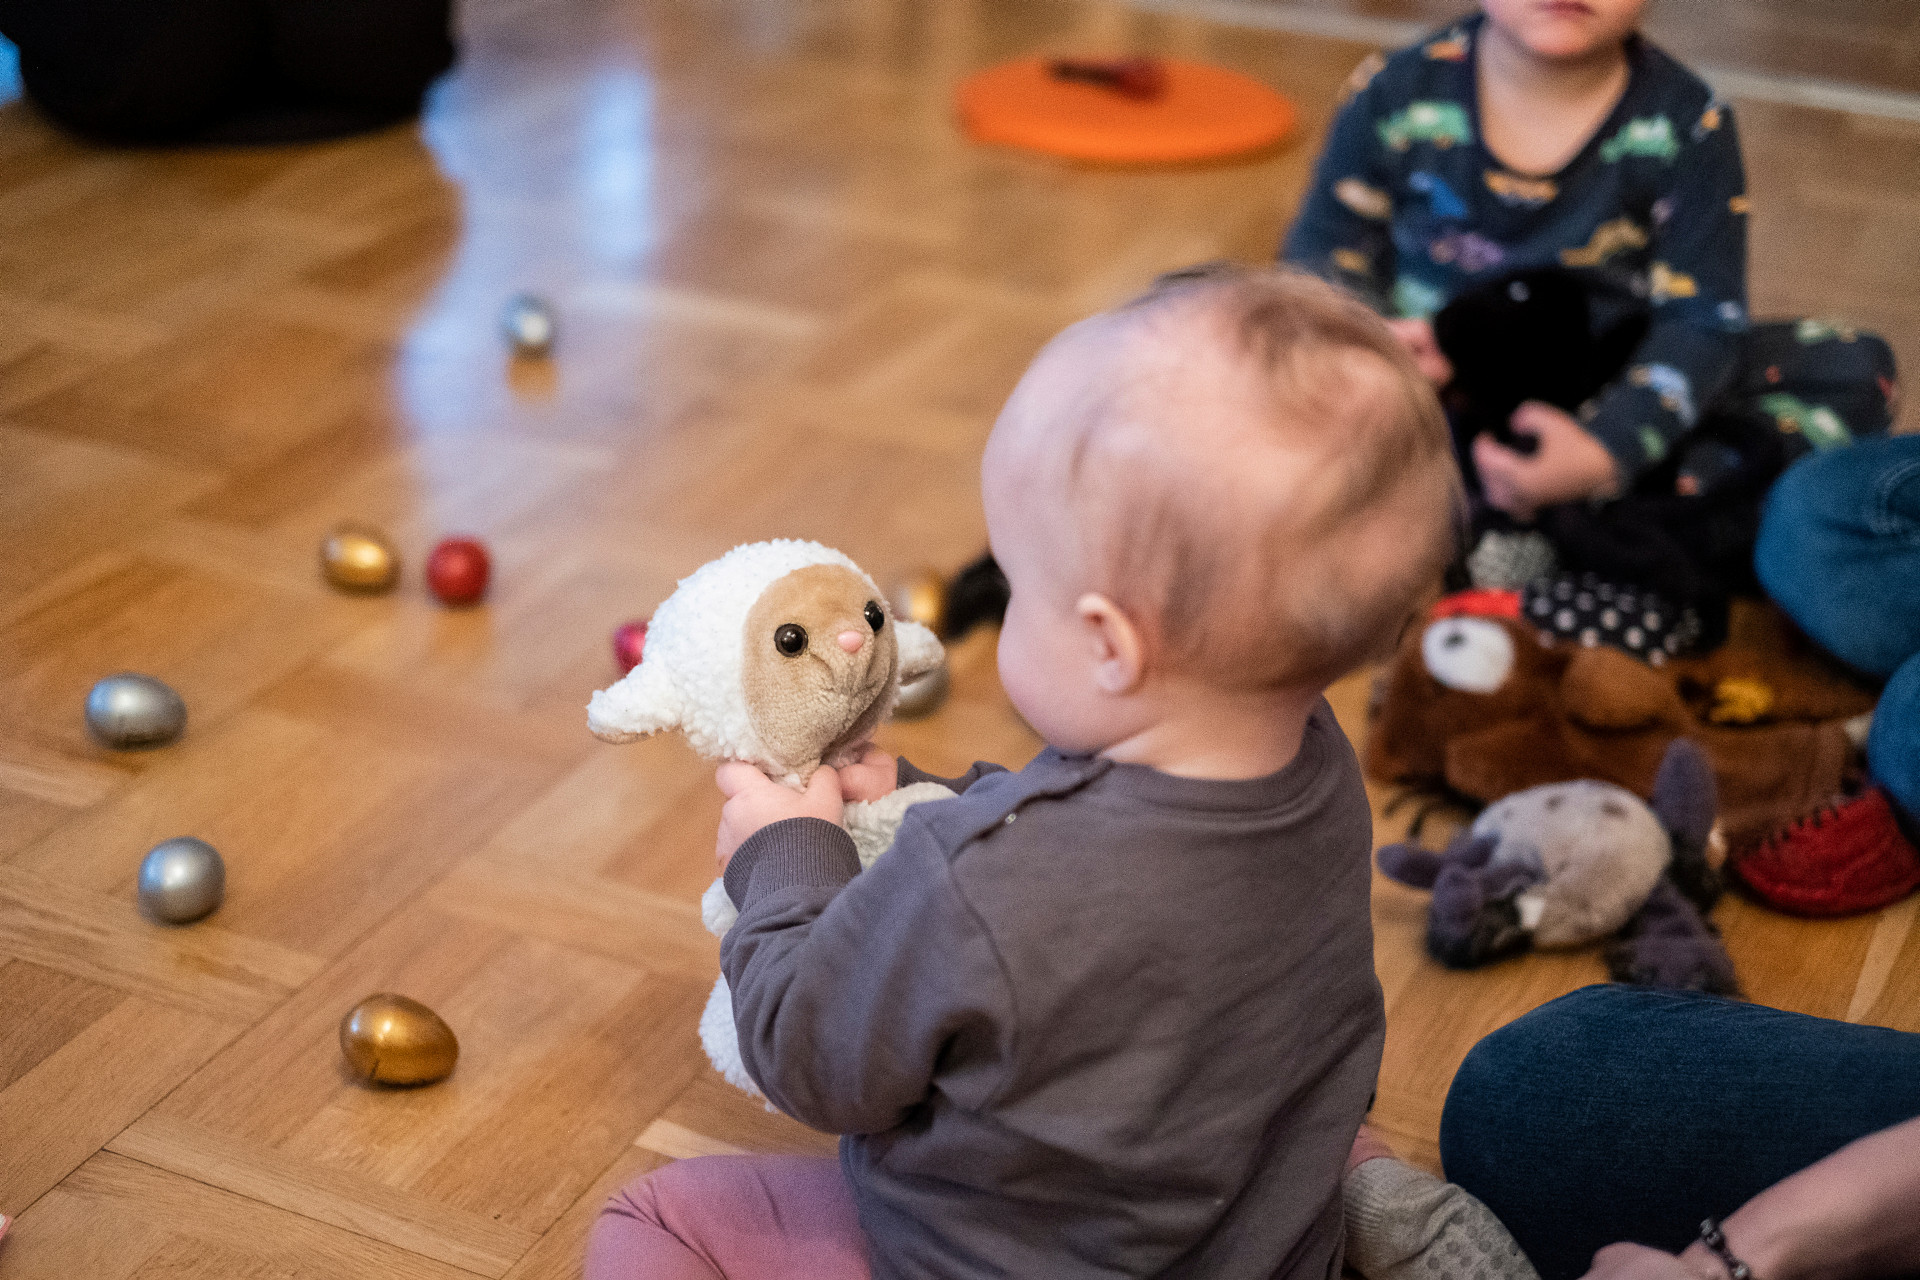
top-left (864, 601), bottom-right (884, 632)
top-left (774, 624), bottom-right (808, 656)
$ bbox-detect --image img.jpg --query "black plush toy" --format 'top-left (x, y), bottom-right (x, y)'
top-left (1433, 266), bottom-right (1646, 458)
top-left (1377, 738), bottom-right (1738, 995)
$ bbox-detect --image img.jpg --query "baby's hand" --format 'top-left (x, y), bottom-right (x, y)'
top-left (1387, 317), bottom-right (1453, 387)
top-left (837, 745), bottom-right (899, 804)
top-left (715, 763), bottom-right (844, 872)
top-left (1474, 401), bottom-right (1622, 521)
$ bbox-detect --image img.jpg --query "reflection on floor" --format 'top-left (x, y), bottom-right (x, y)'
top-left (0, 0), bottom-right (1916, 1275)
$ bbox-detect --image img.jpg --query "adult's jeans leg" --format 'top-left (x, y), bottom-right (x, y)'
top-left (1755, 434), bottom-right (1920, 679)
top-left (1868, 653), bottom-right (1920, 825)
top-left (1439, 984), bottom-right (1920, 1280)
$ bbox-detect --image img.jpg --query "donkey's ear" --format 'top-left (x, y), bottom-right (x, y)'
top-left (1650, 738), bottom-right (1716, 850)
top-left (1377, 843), bottom-right (1446, 889)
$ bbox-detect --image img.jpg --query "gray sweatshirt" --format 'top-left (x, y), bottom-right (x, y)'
top-left (721, 703), bottom-right (1384, 1279)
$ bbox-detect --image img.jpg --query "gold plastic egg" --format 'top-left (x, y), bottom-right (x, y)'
top-left (321, 524), bottom-right (400, 592)
top-left (339, 993), bottom-right (459, 1086)
top-left (889, 570), bottom-right (947, 636)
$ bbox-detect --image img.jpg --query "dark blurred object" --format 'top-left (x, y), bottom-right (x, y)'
top-left (1534, 410), bottom-right (1785, 651)
top-left (1047, 56), bottom-right (1168, 101)
top-left (941, 551), bottom-right (1009, 640)
top-left (0, 0), bottom-right (454, 145)
top-left (1434, 267), bottom-right (1647, 459)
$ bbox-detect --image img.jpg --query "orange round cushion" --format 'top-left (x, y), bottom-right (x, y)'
top-left (956, 57), bottom-right (1295, 164)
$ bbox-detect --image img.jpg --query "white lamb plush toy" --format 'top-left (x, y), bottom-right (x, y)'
top-left (587, 539), bottom-right (955, 1096)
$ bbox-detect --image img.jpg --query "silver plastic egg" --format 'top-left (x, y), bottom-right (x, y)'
top-left (86, 674), bottom-right (187, 748)
top-left (138, 837), bottom-right (225, 925)
top-left (502, 294), bottom-right (556, 357)
top-left (893, 659), bottom-right (951, 720)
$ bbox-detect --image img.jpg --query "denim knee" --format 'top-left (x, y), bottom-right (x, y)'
top-left (1755, 437), bottom-right (1920, 677)
top-left (1440, 984), bottom-right (1639, 1165)
top-left (1869, 654), bottom-right (1920, 823)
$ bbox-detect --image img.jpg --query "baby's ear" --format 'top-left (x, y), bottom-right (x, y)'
top-left (894, 620), bottom-right (945, 682)
top-left (587, 661), bottom-right (683, 743)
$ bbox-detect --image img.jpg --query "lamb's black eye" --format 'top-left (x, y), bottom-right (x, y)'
top-left (774, 624), bottom-right (808, 656)
top-left (863, 601), bottom-right (884, 632)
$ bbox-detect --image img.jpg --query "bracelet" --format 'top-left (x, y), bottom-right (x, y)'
top-left (1699, 1218), bottom-right (1754, 1280)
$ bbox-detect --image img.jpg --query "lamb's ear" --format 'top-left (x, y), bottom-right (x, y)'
top-left (587, 661), bottom-right (683, 743)
top-left (894, 620), bottom-right (945, 682)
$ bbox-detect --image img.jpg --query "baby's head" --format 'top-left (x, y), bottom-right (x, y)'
top-left (982, 264), bottom-right (1460, 753)
top-left (1480, 0), bottom-right (1647, 64)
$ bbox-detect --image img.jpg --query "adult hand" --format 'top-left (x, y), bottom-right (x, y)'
top-left (1387, 317), bottom-right (1454, 387)
top-left (715, 763), bottom-right (844, 872)
top-left (1581, 1243), bottom-right (1724, 1280)
top-left (836, 745), bottom-right (898, 803)
top-left (1473, 401), bottom-right (1622, 522)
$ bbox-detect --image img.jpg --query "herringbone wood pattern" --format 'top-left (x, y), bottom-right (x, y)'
top-left (2, 1), bottom-right (1918, 1275)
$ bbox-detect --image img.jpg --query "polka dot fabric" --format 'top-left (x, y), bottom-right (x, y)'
top-left (1520, 571), bottom-right (1703, 665)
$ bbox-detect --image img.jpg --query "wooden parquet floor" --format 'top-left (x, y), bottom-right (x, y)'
top-left (3, 1), bottom-right (1918, 1275)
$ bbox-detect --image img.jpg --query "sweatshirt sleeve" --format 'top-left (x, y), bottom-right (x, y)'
top-left (1581, 102), bottom-right (1749, 482)
top-left (896, 757), bottom-right (1009, 793)
top-left (1280, 56), bottom-right (1398, 314)
top-left (720, 812), bottom-right (1013, 1133)
top-left (1343, 1158), bottom-right (1539, 1280)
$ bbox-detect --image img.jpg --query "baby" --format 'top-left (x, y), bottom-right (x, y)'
top-left (587, 265), bottom-right (1460, 1280)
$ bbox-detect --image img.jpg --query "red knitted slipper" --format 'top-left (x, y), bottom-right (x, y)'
top-left (1734, 788), bottom-right (1920, 917)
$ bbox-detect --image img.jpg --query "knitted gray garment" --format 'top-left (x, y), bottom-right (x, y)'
top-left (1344, 1159), bottom-right (1540, 1280)
top-left (1466, 529), bottom-right (1559, 591)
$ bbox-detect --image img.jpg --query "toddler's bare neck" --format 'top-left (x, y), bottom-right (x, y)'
top-left (1097, 678), bottom-right (1322, 781)
top-left (1479, 21), bottom-right (1630, 175)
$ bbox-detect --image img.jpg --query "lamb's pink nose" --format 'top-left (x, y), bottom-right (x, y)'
top-left (838, 630), bottom-right (865, 653)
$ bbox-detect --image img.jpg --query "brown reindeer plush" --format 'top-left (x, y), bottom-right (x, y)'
top-left (1368, 600), bottom-right (1873, 848)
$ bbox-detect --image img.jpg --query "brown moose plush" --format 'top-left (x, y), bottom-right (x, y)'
top-left (1368, 600), bottom-right (1874, 847)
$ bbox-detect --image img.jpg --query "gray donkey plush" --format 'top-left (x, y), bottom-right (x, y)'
top-left (1376, 738), bottom-right (1738, 995)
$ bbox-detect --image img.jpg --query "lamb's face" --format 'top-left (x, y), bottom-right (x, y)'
top-left (742, 563), bottom-right (899, 771)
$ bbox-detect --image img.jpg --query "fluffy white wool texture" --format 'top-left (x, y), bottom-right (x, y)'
top-left (700, 782), bottom-right (957, 1098)
top-left (588, 540), bottom-right (867, 774)
top-left (585, 539), bottom-right (952, 1096)
top-left (587, 539), bottom-right (943, 786)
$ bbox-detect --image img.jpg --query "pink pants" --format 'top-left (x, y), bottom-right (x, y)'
top-left (585, 1155), bottom-right (872, 1280)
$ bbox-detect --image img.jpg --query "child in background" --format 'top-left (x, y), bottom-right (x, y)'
top-left (1283, 0), bottom-right (1896, 651)
top-left (585, 265), bottom-right (1461, 1280)
top-left (1285, 0), bottom-right (1745, 518)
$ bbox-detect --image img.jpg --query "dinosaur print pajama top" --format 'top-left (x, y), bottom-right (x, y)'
top-left (1282, 14), bottom-right (1749, 484)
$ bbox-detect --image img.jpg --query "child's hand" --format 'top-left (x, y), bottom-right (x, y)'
top-left (715, 763), bottom-right (844, 872)
top-left (837, 745), bottom-right (899, 804)
top-left (1474, 401), bottom-right (1622, 522)
top-left (1387, 318), bottom-right (1454, 387)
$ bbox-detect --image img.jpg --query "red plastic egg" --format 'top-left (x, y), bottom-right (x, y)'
top-left (426, 537), bottom-right (491, 606)
top-left (613, 620), bottom-right (649, 673)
